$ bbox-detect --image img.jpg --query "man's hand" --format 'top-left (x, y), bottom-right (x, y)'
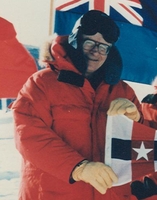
top-left (72, 161), bottom-right (118, 194)
top-left (107, 98), bottom-right (140, 122)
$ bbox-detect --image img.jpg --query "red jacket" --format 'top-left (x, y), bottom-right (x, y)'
top-left (12, 36), bottom-right (142, 200)
top-left (0, 17), bottom-right (37, 98)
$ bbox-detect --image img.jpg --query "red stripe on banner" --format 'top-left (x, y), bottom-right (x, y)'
top-left (94, 0), bottom-right (105, 12)
top-left (132, 122), bottom-right (155, 141)
top-left (120, 3), bottom-right (143, 25)
top-left (131, 0), bottom-right (141, 4)
top-left (132, 160), bottom-right (155, 181)
top-left (56, 0), bottom-right (81, 10)
top-left (131, 122), bottom-right (156, 180)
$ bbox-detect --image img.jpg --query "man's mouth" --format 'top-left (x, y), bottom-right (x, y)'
top-left (87, 57), bottom-right (98, 61)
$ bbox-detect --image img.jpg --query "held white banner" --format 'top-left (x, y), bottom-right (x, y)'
top-left (105, 115), bottom-right (157, 186)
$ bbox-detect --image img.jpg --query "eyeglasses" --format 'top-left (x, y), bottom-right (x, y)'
top-left (82, 39), bottom-right (112, 55)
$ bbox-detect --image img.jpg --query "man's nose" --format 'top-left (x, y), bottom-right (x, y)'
top-left (91, 44), bottom-right (99, 53)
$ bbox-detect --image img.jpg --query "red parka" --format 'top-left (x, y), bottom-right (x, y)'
top-left (12, 36), bottom-right (142, 200)
top-left (0, 17), bottom-right (37, 98)
top-left (142, 102), bottom-right (157, 129)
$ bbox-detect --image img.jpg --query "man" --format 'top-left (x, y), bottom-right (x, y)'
top-left (12, 10), bottom-right (142, 199)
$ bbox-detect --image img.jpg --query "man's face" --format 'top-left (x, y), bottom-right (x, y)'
top-left (82, 32), bottom-right (112, 77)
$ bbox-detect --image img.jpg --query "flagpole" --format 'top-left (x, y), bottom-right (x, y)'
top-left (49, 0), bottom-right (55, 35)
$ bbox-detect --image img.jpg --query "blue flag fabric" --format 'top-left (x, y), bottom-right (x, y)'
top-left (54, 0), bottom-right (157, 85)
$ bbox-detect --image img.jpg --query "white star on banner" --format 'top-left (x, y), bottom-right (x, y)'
top-left (133, 142), bottom-right (153, 161)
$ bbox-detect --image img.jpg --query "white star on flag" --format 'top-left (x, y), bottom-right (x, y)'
top-left (133, 142), bottom-right (153, 161)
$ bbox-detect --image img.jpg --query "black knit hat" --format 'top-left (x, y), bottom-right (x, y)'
top-left (69, 10), bottom-right (120, 48)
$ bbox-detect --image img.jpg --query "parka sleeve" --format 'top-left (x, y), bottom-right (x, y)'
top-left (12, 73), bottom-right (85, 183)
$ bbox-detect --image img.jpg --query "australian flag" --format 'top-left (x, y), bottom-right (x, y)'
top-left (53, 0), bottom-right (157, 85)
top-left (105, 115), bottom-right (157, 186)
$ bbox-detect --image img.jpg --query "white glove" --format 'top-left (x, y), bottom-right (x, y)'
top-left (107, 98), bottom-right (140, 122)
top-left (72, 161), bottom-right (118, 194)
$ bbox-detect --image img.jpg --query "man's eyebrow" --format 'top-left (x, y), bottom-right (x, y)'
top-left (82, 37), bottom-right (111, 46)
top-left (82, 36), bottom-right (92, 40)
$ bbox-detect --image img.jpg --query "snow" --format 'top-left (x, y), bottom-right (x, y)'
top-left (0, 110), bottom-right (21, 200)
top-left (0, 82), bottom-right (152, 199)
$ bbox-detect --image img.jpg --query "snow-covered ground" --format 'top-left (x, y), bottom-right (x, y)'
top-left (0, 110), bottom-right (21, 200)
top-left (0, 81), bottom-right (152, 199)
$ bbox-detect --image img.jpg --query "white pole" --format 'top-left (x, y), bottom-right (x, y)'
top-left (49, 0), bottom-right (55, 35)
top-left (1, 98), bottom-right (7, 110)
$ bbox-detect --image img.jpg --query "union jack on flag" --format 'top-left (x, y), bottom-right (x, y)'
top-left (54, 0), bottom-right (143, 26)
top-left (53, 0), bottom-right (157, 85)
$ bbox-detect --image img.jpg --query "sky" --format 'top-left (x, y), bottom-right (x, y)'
top-left (0, 0), bottom-right (54, 46)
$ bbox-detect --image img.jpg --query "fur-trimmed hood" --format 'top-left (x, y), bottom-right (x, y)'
top-left (39, 34), bottom-right (123, 85)
top-left (39, 34), bottom-right (58, 67)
